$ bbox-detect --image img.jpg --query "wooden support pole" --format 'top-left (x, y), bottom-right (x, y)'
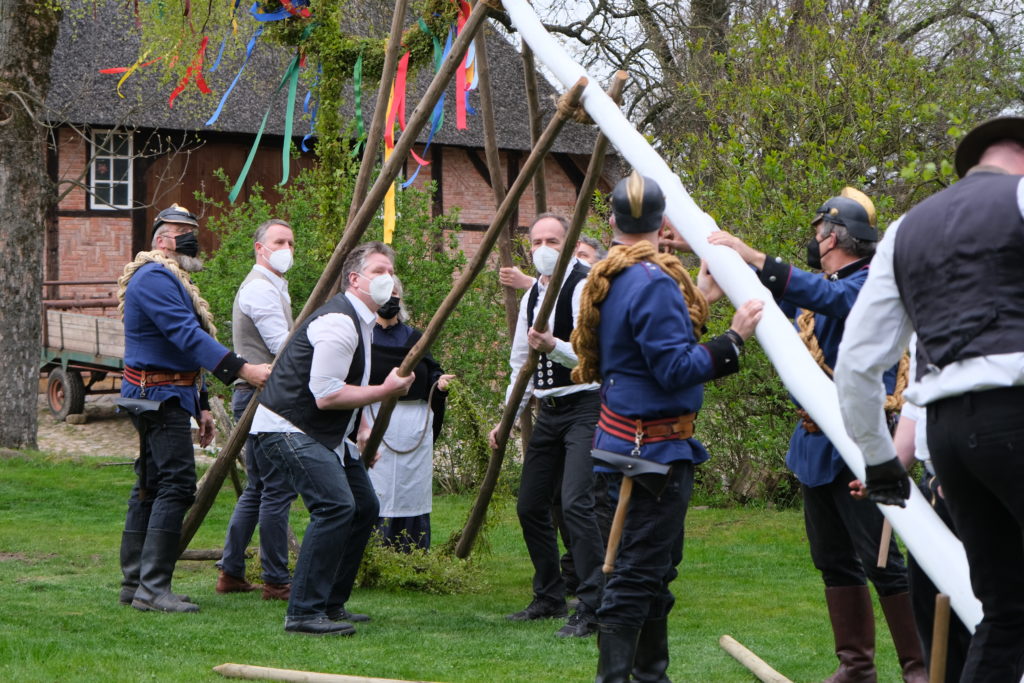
top-left (521, 44), bottom-right (546, 214)
top-left (213, 662), bottom-right (439, 683)
top-left (929, 593), bottom-right (951, 683)
top-left (474, 27), bottom-right (519, 338)
top-left (719, 635), bottom-right (794, 683)
top-left (453, 72), bottom-right (627, 559)
top-left (360, 77), bottom-right (588, 487)
top-left (177, 1), bottom-right (493, 555)
top-left (345, 0), bottom-right (409, 227)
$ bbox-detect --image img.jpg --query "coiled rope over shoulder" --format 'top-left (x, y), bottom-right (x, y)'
top-left (117, 251), bottom-right (217, 338)
top-left (571, 240), bottom-right (708, 384)
top-left (797, 308), bottom-right (908, 413)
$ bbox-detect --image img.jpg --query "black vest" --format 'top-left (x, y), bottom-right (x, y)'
top-left (369, 332), bottom-right (433, 402)
top-left (527, 261), bottom-right (589, 390)
top-left (893, 171), bottom-right (1024, 379)
top-left (259, 294), bottom-right (365, 450)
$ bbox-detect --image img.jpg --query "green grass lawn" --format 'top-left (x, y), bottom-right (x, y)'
top-left (0, 451), bottom-right (909, 682)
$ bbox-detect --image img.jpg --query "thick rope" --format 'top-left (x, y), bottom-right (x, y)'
top-left (797, 307), bottom-right (909, 415)
top-left (117, 251), bottom-right (217, 338)
top-left (479, 0), bottom-right (504, 10)
top-left (554, 92), bottom-right (593, 125)
top-left (572, 241), bottom-right (708, 384)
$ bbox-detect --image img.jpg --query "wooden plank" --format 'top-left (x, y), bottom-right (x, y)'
top-left (45, 311), bottom-right (124, 357)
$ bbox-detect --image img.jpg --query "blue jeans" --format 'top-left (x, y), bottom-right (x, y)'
top-left (258, 431), bottom-right (379, 618)
top-left (124, 398), bottom-right (196, 534)
top-left (598, 463), bottom-right (693, 628)
top-left (802, 465), bottom-right (908, 594)
top-left (218, 389), bottom-right (297, 584)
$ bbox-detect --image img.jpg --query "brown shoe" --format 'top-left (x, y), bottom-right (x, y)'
top-left (216, 570), bottom-right (259, 594)
top-left (263, 582), bottom-right (291, 601)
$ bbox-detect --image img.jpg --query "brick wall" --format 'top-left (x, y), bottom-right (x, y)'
top-left (53, 132), bottom-right (133, 313)
top-left (53, 130), bottom-right (602, 289)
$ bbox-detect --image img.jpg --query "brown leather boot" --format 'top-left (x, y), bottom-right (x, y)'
top-left (822, 585), bottom-right (877, 683)
top-left (879, 592), bottom-right (929, 683)
top-left (216, 570), bottom-right (259, 594)
top-left (262, 582), bottom-right (291, 601)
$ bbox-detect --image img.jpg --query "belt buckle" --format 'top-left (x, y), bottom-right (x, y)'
top-left (542, 395), bottom-right (559, 409)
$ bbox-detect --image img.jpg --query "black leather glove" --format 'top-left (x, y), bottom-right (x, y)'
top-left (864, 458), bottom-right (911, 507)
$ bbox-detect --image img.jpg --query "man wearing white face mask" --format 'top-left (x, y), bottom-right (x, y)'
top-left (252, 241), bottom-right (414, 635)
top-left (490, 213), bottom-right (605, 639)
top-left (216, 220), bottom-right (298, 600)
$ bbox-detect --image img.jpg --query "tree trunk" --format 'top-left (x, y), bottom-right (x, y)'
top-left (0, 1), bottom-right (61, 449)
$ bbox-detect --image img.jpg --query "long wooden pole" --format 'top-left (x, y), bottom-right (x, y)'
top-left (521, 44), bottom-right (547, 214)
top-left (929, 594), bottom-right (951, 683)
top-left (453, 72), bottom-right (626, 559)
top-left (474, 28), bottom-right (519, 338)
top-left (178, 2), bottom-right (493, 554)
top-left (213, 662), bottom-right (439, 683)
top-left (719, 635), bottom-right (794, 683)
top-left (360, 78), bottom-right (588, 479)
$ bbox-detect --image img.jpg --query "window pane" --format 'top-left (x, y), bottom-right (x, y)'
top-left (113, 183), bottom-right (129, 207)
top-left (95, 159), bottom-right (111, 182)
top-left (114, 158), bottom-right (130, 181)
top-left (94, 183), bottom-right (111, 206)
top-left (113, 134), bottom-right (131, 157)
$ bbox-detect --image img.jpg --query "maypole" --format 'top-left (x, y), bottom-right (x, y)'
top-left (500, 0), bottom-right (981, 629)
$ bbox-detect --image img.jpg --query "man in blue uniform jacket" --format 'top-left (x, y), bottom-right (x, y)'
top-left (572, 171), bottom-right (762, 682)
top-left (117, 204), bottom-right (271, 613)
top-left (710, 191), bottom-right (927, 682)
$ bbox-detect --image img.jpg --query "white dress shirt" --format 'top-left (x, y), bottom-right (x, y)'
top-left (237, 264), bottom-right (291, 355)
top-left (252, 291), bottom-right (375, 461)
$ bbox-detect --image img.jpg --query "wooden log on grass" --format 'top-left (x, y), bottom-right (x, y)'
top-left (719, 635), bottom-right (793, 683)
top-left (453, 72), bottom-right (627, 559)
top-left (213, 663), bottom-right (439, 683)
top-left (359, 77), bottom-right (589, 483)
top-left (177, 0), bottom-right (494, 556)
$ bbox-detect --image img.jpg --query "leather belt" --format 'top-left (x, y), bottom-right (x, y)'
top-left (123, 366), bottom-right (201, 388)
top-left (598, 404), bottom-right (696, 444)
top-left (539, 391), bottom-right (592, 410)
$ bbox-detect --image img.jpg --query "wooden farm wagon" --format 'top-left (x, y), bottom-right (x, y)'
top-left (40, 280), bottom-right (124, 421)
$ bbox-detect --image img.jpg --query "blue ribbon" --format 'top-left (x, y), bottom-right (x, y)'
top-left (205, 25), bottom-right (264, 126)
top-left (301, 64), bottom-right (322, 152)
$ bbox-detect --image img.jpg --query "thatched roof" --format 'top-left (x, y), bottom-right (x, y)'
top-left (45, 2), bottom-right (600, 154)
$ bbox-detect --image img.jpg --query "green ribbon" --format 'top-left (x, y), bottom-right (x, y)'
top-left (228, 53), bottom-right (300, 204)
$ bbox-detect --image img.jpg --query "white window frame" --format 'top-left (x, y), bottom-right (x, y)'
top-left (89, 129), bottom-right (134, 210)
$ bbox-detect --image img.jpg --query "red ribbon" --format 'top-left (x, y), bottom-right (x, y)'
top-left (168, 36), bottom-right (211, 108)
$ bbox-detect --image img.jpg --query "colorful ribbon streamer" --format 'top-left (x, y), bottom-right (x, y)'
top-left (205, 25), bottom-right (264, 125)
top-left (227, 52), bottom-right (301, 203)
top-left (168, 36), bottom-right (212, 108)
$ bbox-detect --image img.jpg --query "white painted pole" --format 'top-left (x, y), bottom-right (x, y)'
top-left (501, 0), bottom-right (981, 631)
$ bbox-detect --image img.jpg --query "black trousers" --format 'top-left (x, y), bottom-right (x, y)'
top-left (928, 386), bottom-right (1024, 682)
top-left (802, 465), bottom-right (908, 594)
top-left (124, 398), bottom-right (196, 535)
top-left (908, 473), bottom-right (971, 683)
top-left (516, 390), bottom-right (604, 613)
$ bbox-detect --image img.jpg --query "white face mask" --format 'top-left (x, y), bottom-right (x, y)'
top-left (265, 246), bottom-right (293, 274)
top-left (532, 245), bottom-right (560, 277)
top-left (361, 272), bottom-right (395, 307)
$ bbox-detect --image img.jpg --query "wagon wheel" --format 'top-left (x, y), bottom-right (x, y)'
top-left (47, 368), bottom-right (86, 421)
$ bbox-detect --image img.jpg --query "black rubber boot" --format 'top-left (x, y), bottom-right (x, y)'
top-left (595, 622), bottom-right (640, 683)
top-left (118, 530), bottom-right (145, 605)
top-left (822, 585), bottom-right (876, 683)
top-left (131, 529), bottom-right (199, 613)
top-left (879, 592), bottom-right (929, 683)
top-left (632, 617), bottom-right (671, 682)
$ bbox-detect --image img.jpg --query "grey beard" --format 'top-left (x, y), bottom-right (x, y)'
top-left (173, 252), bottom-right (204, 273)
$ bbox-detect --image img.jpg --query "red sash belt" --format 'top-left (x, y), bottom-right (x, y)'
top-left (598, 404), bottom-right (696, 444)
top-left (123, 366), bottom-right (200, 388)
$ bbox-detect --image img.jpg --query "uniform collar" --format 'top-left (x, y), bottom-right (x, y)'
top-left (966, 164), bottom-right (1010, 177)
top-left (829, 256), bottom-right (871, 281)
